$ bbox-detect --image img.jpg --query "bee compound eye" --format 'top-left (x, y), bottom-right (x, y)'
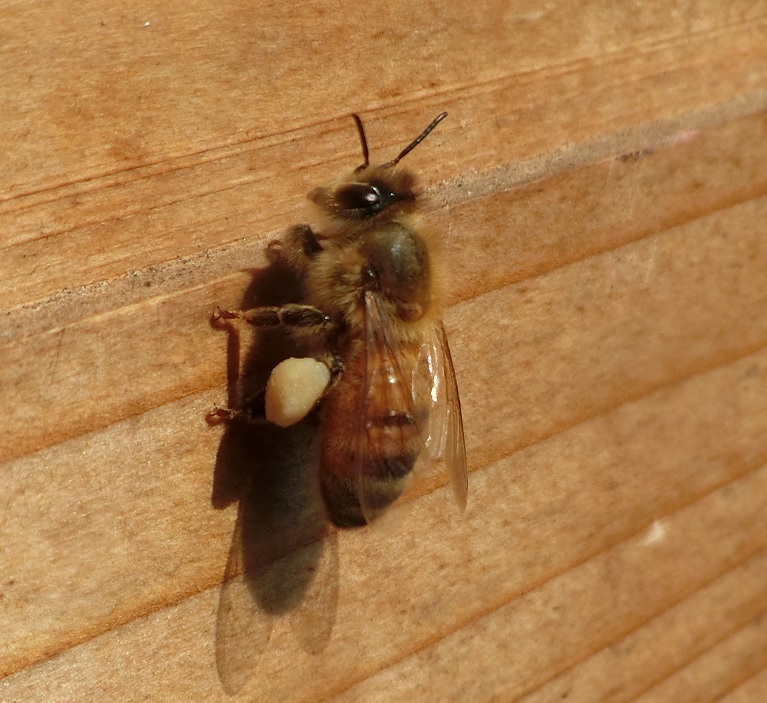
top-left (334, 180), bottom-right (402, 219)
top-left (335, 184), bottom-right (381, 217)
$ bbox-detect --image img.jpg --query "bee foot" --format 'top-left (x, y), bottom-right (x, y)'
top-left (206, 406), bottom-right (235, 424)
top-left (210, 306), bottom-right (238, 327)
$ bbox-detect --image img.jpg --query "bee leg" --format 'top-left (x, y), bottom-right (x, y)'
top-left (206, 405), bottom-right (267, 425)
top-left (290, 223), bottom-right (324, 260)
top-left (268, 224), bottom-right (324, 269)
top-left (211, 304), bottom-right (334, 331)
top-left (322, 351), bottom-right (344, 391)
top-left (206, 391), bottom-right (267, 426)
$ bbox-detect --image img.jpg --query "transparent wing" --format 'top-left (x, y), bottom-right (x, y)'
top-left (356, 291), bottom-right (428, 525)
top-left (215, 422), bottom-right (338, 693)
top-left (417, 321), bottom-right (468, 510)
top-left (215, 512), bottom-right (338, 693)
top-left (215, 499), bottom-right (273, 695)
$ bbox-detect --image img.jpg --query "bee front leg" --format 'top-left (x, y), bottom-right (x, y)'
top-left (268, 224), bottom-right (324, 271)
top-left (289, 223), bottom-right (324, 260)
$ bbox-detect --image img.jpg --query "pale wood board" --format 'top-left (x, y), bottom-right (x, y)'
top-left (3, 1), bottom-right (767, 701)
top-left (722, 667), bottom-right (767, 702)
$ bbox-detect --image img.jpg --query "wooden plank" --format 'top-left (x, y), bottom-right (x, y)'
top-left (4, 158), bottom-right (767, 697)
top-left (3, 345), bottom-right (767, 695)
top-left (3, 0), bottom-right (767, 700)
top-left (5, 2), bottom-right (765, 192)
top-left (4, 447), bottom-right (767, 701)
top-left (517, 552), bottom-right (767, 702)
top-left (5, 119), bottom-right (767, 464)
top-left (634, 613), bottom-right (767, 702)
top-left (3, 13), bottom-right (766, 315)
top-left (327, 470), bottom-right (767, 703)
top-left (721, 667), bottom-right (767, 702)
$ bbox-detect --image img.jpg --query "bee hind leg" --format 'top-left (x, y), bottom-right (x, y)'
top-left (321, 351), bottom-right (344, 392)
top-left (206, 391), bottom-right (267, 426)
top-left (206, 406), bottom-right (268, 425)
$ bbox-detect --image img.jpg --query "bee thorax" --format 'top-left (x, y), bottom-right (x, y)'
top-left (361, 223), bottom-right (431, 319)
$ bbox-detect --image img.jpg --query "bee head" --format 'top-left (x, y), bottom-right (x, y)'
top-left (312, 171), bottom-right (415, 221)
top-left (310, 112), bottom-right (447, 223)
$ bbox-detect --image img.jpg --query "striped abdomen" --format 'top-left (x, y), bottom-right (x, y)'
top-left (319, 341), bottom-right (427, 527)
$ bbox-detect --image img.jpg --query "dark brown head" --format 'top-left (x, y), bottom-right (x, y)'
top-left (310, 112), bottom-right (447, 224)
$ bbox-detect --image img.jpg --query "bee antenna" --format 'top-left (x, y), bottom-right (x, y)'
top-left (352, 114), bottom-right (370, 172)
top-left (381, 112), bottom-right (448, 168)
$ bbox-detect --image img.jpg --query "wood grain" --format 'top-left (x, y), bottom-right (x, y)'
top-left (3, 0), bottom-right (767, 701)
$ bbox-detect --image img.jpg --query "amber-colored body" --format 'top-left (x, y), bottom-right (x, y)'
top-left (280, 182), bottom-right (443, 525)
top-left (319, 338), bottom-right (426, 526)
top-left (212, 114), bottom-right (467, 527)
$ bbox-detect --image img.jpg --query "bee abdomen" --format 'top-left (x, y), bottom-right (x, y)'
top-left (321, 410), bottom-right (424, 527)
top-left (320, 473), bottom-right (367, 528)
top-left (320, 448), bottom-right (419, 528)
top-left (319, 346), bottom-right (428, 527)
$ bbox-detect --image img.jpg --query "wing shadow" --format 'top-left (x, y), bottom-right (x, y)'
top-left (210, 256), bottom-right (338, 695)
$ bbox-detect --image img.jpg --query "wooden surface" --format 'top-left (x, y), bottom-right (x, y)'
top-left (3, 1), bottom-right (767, 701)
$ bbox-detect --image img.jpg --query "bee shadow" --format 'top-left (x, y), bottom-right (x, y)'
top-left (210, 257), bottom-right (339, 695)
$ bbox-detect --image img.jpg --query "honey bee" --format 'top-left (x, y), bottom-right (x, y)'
top-left (212, 112), bottom-right (467, 527)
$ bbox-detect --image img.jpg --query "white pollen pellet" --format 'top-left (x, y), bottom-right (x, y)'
top-left (265, 357), bottom-right (331, 428)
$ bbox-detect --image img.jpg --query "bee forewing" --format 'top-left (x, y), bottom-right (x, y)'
top-left (427, 323), bottom-right (468, 510)
top-left (356, 292), bottom-right (428, 525)
top-left (285, 531), bottom-right (339, 654)
top-left (215, 505), bottom-right (273, 694)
